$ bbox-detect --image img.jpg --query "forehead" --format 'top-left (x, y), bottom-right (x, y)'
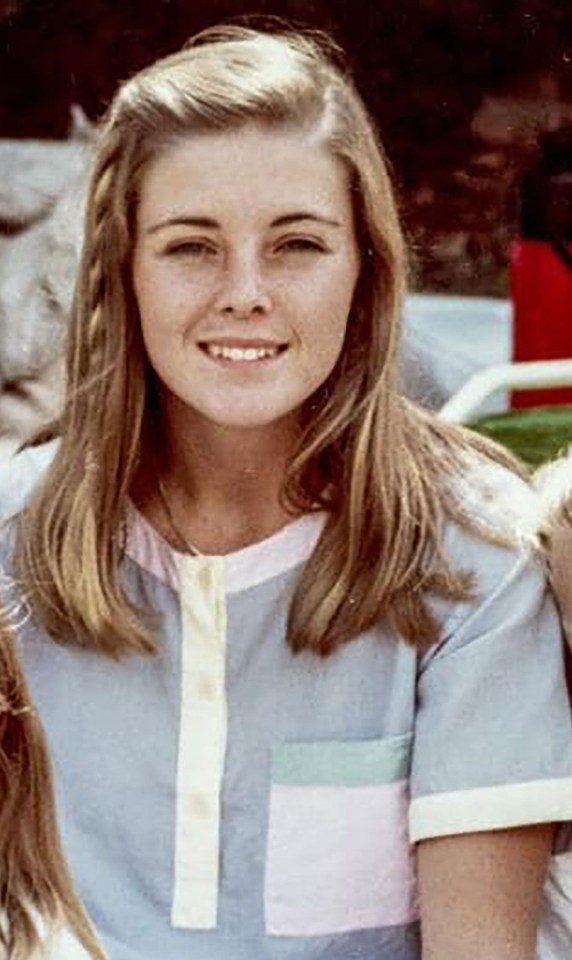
top-left (135, 126), bottom-right (354, 228)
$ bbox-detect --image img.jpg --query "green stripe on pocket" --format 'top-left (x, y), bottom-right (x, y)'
top-left (271, 733), bottom-right (413, 787)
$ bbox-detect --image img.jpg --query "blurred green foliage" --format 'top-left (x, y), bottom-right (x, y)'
top-left (470, 405), bottom-right (572, 469)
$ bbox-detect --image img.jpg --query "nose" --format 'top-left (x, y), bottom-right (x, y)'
top-left (214, 250), bottom-right (272, 318)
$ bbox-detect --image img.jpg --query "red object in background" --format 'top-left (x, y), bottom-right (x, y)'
top-left (511, 129), bottom-right (572, 408)
top-left (511, 237), bottom-right (572, 407)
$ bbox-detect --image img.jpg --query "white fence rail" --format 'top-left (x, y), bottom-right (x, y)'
top-left (439, 358), bottom-right (572, 423)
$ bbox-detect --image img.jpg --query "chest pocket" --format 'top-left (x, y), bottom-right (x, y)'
top-left (264, 733), bottom-right (419, 938)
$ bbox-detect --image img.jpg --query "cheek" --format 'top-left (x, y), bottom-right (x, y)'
top-left (329, 251), bottom-right (361, 319)
top-left (308, 268), bottom-right (357, 351)
top-left (132, 266), bottom-right (159, 340)
top-left (298, 303), bottom-right (350, 376)
top-left (136, 276), bottom-right (190, 339)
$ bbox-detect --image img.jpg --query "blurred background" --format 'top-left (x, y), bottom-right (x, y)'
top-left (1, 0), bottom-right (572, 465)
top-left (2, 0), bottom-right (572, 296)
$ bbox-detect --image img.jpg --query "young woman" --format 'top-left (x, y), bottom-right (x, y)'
top-left (1, 23), bottom-right (572, 960)
top-left (0, 611), bottom-right (104, 959)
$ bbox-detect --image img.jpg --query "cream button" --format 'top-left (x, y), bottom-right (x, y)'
top-left (187, 792), bottom-right (210, 819)
top-left (196, 675), bottom-right (217, 701)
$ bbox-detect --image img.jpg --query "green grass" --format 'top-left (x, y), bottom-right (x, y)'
top-left (469, 405), bottom-right (572, 469)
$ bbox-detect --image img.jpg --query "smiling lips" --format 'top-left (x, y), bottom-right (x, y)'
top-left (200, 341), bottom-right (287, 363)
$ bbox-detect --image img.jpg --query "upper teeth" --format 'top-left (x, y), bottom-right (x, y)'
top-left (205, 344), bottom-right (279, 361)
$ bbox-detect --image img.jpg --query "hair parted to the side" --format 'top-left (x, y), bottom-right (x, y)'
top-left (0, 608), bottom-right (106, 959)
top-left (14, 23), bottom-right (524, 658)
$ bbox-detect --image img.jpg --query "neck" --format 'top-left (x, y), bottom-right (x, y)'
top-left (135, 406), bottom-right (302, 555)
top-left (169, 407), bottom-right (299, 500)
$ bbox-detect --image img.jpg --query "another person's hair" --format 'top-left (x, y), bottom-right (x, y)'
top-left (533, 450), bottom-right (572, 638)
top-left (533, 451), bottom-right (572, 537)
top-left (0, 610), bottom-right (105, 959)
top-left (15, 24), bottom-right (520, 658)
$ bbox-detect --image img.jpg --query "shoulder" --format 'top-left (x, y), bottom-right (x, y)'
top-left (447, 454), bottom-right (541, 540)
top-left (444, 462), bottom-right (540, 585)
top-left (429, 461), bottom-right (551, 658)
top-left (0, 440), bottom-right (58, 524)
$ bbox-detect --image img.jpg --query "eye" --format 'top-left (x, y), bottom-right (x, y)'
top-left (163, 239), bottom-right (218, 258)
top-left (274, 236), bottom-right (328, 255)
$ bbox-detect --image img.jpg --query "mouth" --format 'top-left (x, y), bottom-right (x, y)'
top-left (198, 340), bottom-right (288, 363)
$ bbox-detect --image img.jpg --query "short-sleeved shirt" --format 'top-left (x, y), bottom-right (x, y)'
top-left (2, 443), bottom-right (572, 960)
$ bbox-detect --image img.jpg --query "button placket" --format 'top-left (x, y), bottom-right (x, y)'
top-left (171, 555), bottom-right (227, 930)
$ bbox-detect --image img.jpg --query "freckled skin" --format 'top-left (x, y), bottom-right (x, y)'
top-left (132, 127), bottom-right (361, 442)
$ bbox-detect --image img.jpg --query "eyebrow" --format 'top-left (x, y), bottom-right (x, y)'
top-left (147, 212), bottom-right (342, 234)
top-left (271, 212), bottom-right (342, 228)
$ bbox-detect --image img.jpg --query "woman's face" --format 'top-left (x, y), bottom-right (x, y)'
top-left (132, 126), bottom-right (361, 437)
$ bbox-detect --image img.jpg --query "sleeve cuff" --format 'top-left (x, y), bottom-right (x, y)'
top-left (410, 778), bottom-right (572, 842)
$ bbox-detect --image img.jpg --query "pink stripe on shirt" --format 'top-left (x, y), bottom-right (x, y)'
top-left (265, 780), bottom-right (418, 936)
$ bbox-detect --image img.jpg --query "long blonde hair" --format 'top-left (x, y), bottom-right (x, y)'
top-left (14, 24), bottom-right (522, 657)
top-left (0, 611), bottom-right (105, 959)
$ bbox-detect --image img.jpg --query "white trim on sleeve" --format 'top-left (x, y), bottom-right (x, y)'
top-left (410, 778), bottom-right (572, 842)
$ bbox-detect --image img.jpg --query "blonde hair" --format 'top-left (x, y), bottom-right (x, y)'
top-left (531, 449), bottom-right (572, 653)
top-left (15, 24), bottom-right (522, 657)
top-left (0, 611), bottom-right (105, 959)
top-left (533, 449), bottom-right (572, 535)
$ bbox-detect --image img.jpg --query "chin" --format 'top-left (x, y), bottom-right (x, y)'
top-left (197, 400), bottom-right (301, 433)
